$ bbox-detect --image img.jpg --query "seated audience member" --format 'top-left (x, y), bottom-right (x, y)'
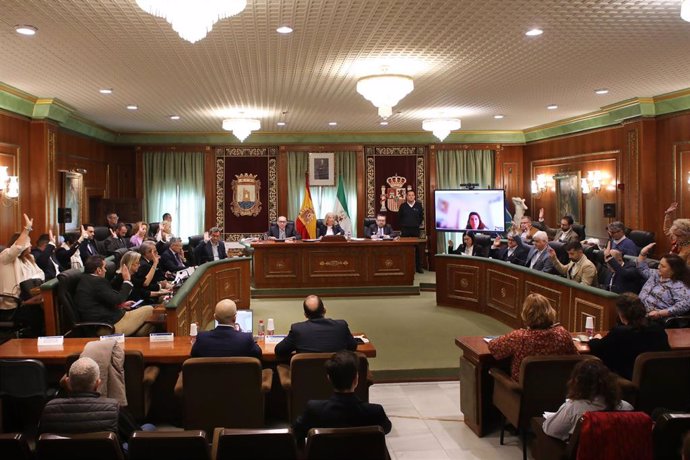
top-left (588, 293), bottom-right (670, 380)
top-left (106, 211), bottom-right (119, 230)
top-left (56, 230), bottom-right (84, 270)
top-left (275, 295), bottom-right (357, 359)
top-left (519, 215), bottom-right (538, 243)
top-left (466, 211), bottom-right (487, 230)
top-left (104, 223), bottom-right (128, 256)
top-left (664, 202), bottom-right (690, 264)
top-left (542, 359), bottom-right (633, 441)
top-left (488, 293), bottom-right (578, 381)
top-left (38, 357), bottom-right (144, 443)
top-left (75, 255), bottom-right (154, 336)
top-left (489, 232), bottom-right (529, 265)
top-left (602, 245), bottom-right (643, 294)
top-left (128, 222), bottom-right (148, 248)
top-left (637, 245), bottom-right (690, 320)
top-left (364, 214), bottom-right (393, 239)
top-left (317, 212), bottom-right (344, 238)
top-left (293, 350), bottom-right (392, 444)
top-left (162, 212), bottom-right (173, 225)
top-left (267, 215), bottom-right (301, 240)
top-left (113, 251), bottom-right (169, 303)
top-left (132, 242), bottom-right (171, 301)
top-left (548, 241), bottom-right (598, 286)
top-left (607, 221), bottom-right (640, 256)
top-left (448, 231), bottom-right (484, 256)
top-left (78, 224), bottom-right (100, 263)
top-left (190, 299), bottom-right (261, 359)
top-left (155, 220), bottom-right (173, 243)
top-left (32, 231), bottom-right (61, 280)
top-left (159, 237), bottom-right (187, 273)
top-left (194, 227), bottom-right (227, 265)
top-left (538, 209), bottom-right (579, 243)
top-left (516, 231), bottom-right (554, 273)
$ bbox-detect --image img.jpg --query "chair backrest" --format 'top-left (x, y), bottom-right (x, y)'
top-left (182, 357), bottom-right (265, 433)
top-left (572, 224), bottom-right (586, 242)
top-left (652, 412), bottom-right (690, 460)
top-left (56, 268), bottom-right (83, 332)
top-left (305, 426), bottom-right (387, 460)
top-left (568, 411), bottom-right (653, 460)
top-left (37, 432), bottom-right (124, 460)
top-left (112, 248), bottom-right (130, 266)
top-left (0, 433), bottom-right (32, 460)
top-left (519, 355), bottom-right (593, 426)
top-left (287, 352), bottom-right (370, 423)
top-left (93, 226), bottom-right (110, 242)
top-left (632, 350), bottom-right (690, 414)
top-left (548, 241), bottom-right (570, 265)
top-left (473, 233), bottom-right (492, 257)
top-left (628, 230), bottom-right (655, 250)
top-left (363, 218), bottom-right (376, 234)
top-left (129, 430), bottom-right (210, 460)
top-left (0, 359), bottom-right (47, 398)
top-left (215, 428), bottom-right (297, 460)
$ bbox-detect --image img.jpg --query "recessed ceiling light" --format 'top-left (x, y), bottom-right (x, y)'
top-left (277, 121), bottom-right (286, 126)
top-left (525, 28), bottom-right (543, 36)
top-left (380, 121), bottom-right (389, 126)
top-left (15, 25), bottom-right (37, 36)
top-left (595, 89), bottom-right (609, 95)
top-left (547, 104), bottom-right (558, 110)
top-left (276, 26), bottom-right (293, 34)
top-left (126, 104), bottom-right (138, 110)
top-left (494, 114), bottom-right (505, 119)
top-left (328, 122), bottom-right (337, 126)
top-left (99, 88), bottom-right (113, 94)
top-left (169, 115), bottom-right (181, 120)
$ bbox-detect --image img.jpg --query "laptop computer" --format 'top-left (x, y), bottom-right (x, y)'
top-left (214, 309), bottom-right (253, 334)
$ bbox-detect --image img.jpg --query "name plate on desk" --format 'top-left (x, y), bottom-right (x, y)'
top-left (265, 335), bottom-right (286, 344)
top-left (100, 333), bottom-right (125, 343)
top-left (149, 332), bottom-right (174, 342)
top-left (38, 336), bottom-right (64, 346)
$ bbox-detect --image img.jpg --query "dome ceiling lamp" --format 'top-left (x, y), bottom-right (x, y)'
top-left (422, 118), bottom-right (461, 142)
top-left (222, 118), bottom-right (261, 142)
top-left (135, 0), bottom-right (247, 43)
top-left (356, 67), bottom-right (414, 119)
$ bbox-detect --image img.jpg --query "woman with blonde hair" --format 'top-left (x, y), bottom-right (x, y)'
top-left (664, 202), bottom-right (690, 263)
top-left (111, 250), bottom-right (168, 302)
top-left (316, 212), bottom-right (344, 238)
top-left (488, 293), bottom-right (578, 381)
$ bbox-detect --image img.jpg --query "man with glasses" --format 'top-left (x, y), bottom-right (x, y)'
top-left (194, 227), bottom-right (227, 264)
top-left (607, 221), bottom-right (640, 256)
top-left (267, 216), bottom-right (300, 241)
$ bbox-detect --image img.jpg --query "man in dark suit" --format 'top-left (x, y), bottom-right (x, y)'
top-left (267, 216), bottom-right (300, 240)
top-left (398, 189), bottom-right (424, 272)
top-left (191, 299), bottom-right (261, 359)
top-left (275, 295), bottom-right (357, 359)
top-left (103, 223), bottom-right (128, 256)
top-left (293, 350), bottom-right (392, 444)
top-left (105, 212), bottom-right (119, 231)
top-left (32, 231), bottom-right (61, 280)
top-left (159, 237), bottom-right (187, 273)
top-left (364, 214), bottom-right (393, 239)
top-left (603, 248), bottom-right (643, 294)
top-left (78, 224), bottom-right (100, 263)
top-left (194, 227), bottom-right (227, 265)
top-left (74, 255), bottom-right (154, 336)
top-left (516, 231), bottom-right (554, 273)
top-left (489, 233), bottom-right (529, 265)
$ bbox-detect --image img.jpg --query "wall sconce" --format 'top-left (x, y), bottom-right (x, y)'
top-left (581, 170), bottom-right (602, 195)
top-left (0, 166), bottom-right (19, 206)
top-left (687, 171), bottom-right (690, 192)
top-left (531, 174), bottom-right (548, 198)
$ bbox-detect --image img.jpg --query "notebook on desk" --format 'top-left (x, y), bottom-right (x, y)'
top-left (214, 309), bottom-right (253, 334)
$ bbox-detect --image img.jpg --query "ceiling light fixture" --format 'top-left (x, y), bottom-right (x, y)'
top-left (328, 122), bottom-right (337, 126)
top-left (276, 26), bottom-right (293, 34)
top-left (169, 115), bottom-right (181, 120)
top-left (99, 88), bottom-right (113, 94)
top-left (682, 0), bottom-right (690, 22)
top-left (126, 104), bottom-right (139, 110)
top-left (422, 118), bottom-right (461, 142)
top-left (356, 69), bottom-right (414, 119)
top-left (276, 121), bottom-right (286, 126)
top-left (525, 28), bottom-right (543, 36)
top-left (547, 104), bottom-right (558, 110)
top-left (15, 25), bottom-right (37, 36)
top-left (380, 121), bottom-right (389, 126)
top-left (222, 118), bottom-right (260, 142)
top-left (494, 114), bottom-right (505, 119)
top-left (135, 0), bottom-right (247, 43)
top-left (594, 89), bottom-right (609, 95)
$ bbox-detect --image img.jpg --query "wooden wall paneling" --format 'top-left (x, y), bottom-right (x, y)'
top-left (29, 121), bottom-right (59, 237)
top-left (496, 145), bottom-right (524, 215)
top-left (0, 142), bottom-right (21, 245)
top-left (0, 112), bottom-right (31, 243)
top-left (674, 144), bottom-right (690, 220)
top-left (277, 146), bottom-right (289, 219)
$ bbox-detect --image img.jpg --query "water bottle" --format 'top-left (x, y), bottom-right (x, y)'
top-left (346, 230), bottom-right (351, 241)
top-left (190, 322), bottom-right (198, 344)
top-left (267, 318), bottom-right (275, 336)
top-left (585, 316), bottom-right (594, 338)
top-left (257, 320), bottom-right (265, 340)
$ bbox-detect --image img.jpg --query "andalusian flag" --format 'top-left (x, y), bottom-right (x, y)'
top-left (334, 175), bottom-right (352, 236)
top-left (296, 172), bottom-right (317, 239)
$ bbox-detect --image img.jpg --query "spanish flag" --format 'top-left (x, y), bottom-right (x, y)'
top-left (296, 172), bottom-right (317, 239)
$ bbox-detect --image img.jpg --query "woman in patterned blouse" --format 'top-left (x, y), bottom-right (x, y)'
top-left (488, 293), bottom-right (578, 381)
top-left (638, 244), bottom-right (690, 320)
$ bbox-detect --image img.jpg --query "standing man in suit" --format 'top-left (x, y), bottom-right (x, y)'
top-left (78, 224), bottom-right (100, 263)
top-left (293, 350), bottom-right (392, 444)
top-left (489, 233), bottom-right (529, 266)
top-left (74, 255), bottom-right (154, 336)
top-left (267, 216), bottom-right (300, 240)
top-left (538, 209), bottom-right (580, 243)
top-left (603, 247), bottom-right (643, 294)
top-left (516, 231), bottom-right (554, 273)
top-left (398, 189), bottom-right (424, 273)
top-left (191, 299), bottom-right (261, 359)
top-left (548, 241), bottom-right (598, 286)
top-left (159, 237), bottom-right (187, 273)
top-left (103, 223), bottom-right (128, 256)
top-left (194, 227), bottom-right (227, 265)
top-left (32, 231), bottom-right (61, 280)
top-left (275, 295), bottom-right (357, 359)
top-left (364, 214), bottom-right (393, 239)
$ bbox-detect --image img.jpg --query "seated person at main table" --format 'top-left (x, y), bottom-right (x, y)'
top-left (267, 215), bottom-right (301, 240)
top-left (364, 214), bottom-right (393, 238)
top-left (448, 231), bottom-right (486, 257)
top-left (316, 212), bottom-right (344, 237)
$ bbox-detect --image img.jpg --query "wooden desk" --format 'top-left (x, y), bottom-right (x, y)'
top-left (0, 335), bottom-right (377, 365)
top-left (455, 329), bottom-right (690, 437)
top-left (251, 238), bottom-right (421, 289)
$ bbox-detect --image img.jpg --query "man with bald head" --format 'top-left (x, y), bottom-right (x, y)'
top-left (267, 216), bottom-right (300, 240)
top-left (275, 295), bottom-right (357, 359)
top-left (190, 299), bottom-right (261, 359)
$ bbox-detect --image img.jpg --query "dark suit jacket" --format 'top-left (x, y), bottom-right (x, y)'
top-left (293, 393), bottom-right (392, 443)
top-left (194, 240), bottom-right (227, 265)
top-left (603, 258), bottom-right (643, 294)
top-left (489, 245), bottom-right (530, 266)
top-left (317, 223), bottom-right (344, 238)
top-left (364, 223), bottom-right (393, 238)
top-left (398, 201), bottom-right (424, 235)
top-left (514, 235), bottom-right (554, 273)
top-left (274, 317), bottom-right (357, 359)
top-left (103, 236), bottom-right (127, 256)
top-left (32, 244), bottom-right (60, 280)
top-left (131, 257), bottom-right (167, 301)
top-left (55, 244), bottom-right (80, 271)
top-left (78, 239), bottom-right (100, 263)
top-left (74, 274), bottom-right (131, 325)
top-left (191, 325), bottom-right (262, 359)
top-left (267, 224), bottom-right (301, 240)
top-left (159, 248), bottom-right (186, 273)
top-left (448, 243), bottom-right (486, 257)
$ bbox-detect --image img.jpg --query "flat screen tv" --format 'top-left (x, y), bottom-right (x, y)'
top-left (435, 189), bottom-right (506, 232)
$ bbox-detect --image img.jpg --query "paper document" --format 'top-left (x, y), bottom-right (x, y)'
top-left (265, 335), bottom-right (286, 344)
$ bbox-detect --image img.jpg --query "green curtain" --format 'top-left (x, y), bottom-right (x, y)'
top-left (435, 150), bottom-right (495, 254)
top-left (143, 152), bottom-right (205, 240)
top-left (286, 151), bottom-right (359, 236)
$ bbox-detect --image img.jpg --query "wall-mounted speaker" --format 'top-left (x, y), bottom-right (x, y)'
top-left (58, 207), bottom-right (72, 224)
top-left (603, 203), bottom-right (616, 218)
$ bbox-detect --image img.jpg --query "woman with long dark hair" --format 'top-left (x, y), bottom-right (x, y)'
top-left (465, 211), bottom-right (487, 230)
top-left (637, 244), bottom-right (690, 320)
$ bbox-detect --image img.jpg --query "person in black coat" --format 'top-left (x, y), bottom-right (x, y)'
top-left (398, 189), bottom-right (424, 272)
top-left (364, 214), bottom-right (394, 239)
top-left (275, 295), bottom-right (357, 359)
top-left (31, 231), bottom-right (60, 280)
top-left (131, 242), bottom-right (170, 302)
top-left (56, 231), bottom-right (83, 270)
top-left (103, 223), bottom-right (128, 256)
top-left (589, 293), bottom-right (670, 380)
top-left (293, 350), bottom-right (392, 444)
top-left (489, 233), bottom-right (529, 265)
top-left (267, 216), bottom-right (301, 240)
top-left (78, 225), bottom-right (100, 263)
top-left (194, 227), bottom-right (227, 265)
top-left (602, 247), bottom-right (644, 294)
top-left (159, 237), bottom-right (187, 273)
top-left (317, 213), bottom-right (344, 238)
top-left (191, 299), bottom-right (261, 359)
top-left (448, 232), bottom-right (486, 257)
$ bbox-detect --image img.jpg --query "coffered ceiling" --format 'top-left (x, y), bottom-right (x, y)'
top-left (1, 0), bottom-right (690, 135)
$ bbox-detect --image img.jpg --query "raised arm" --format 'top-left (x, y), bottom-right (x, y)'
top-left (664, 202), bottom-right (677, 237)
